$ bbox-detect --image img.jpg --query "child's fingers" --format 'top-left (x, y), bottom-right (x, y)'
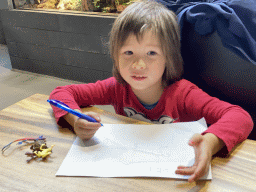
top-left (188, 163), bottom-right (208, 183)
top-left (194, 154), bottom-right (211, 180)
top-left (75, 124), bottom-right (100, 140)
top-left (176, 162), bottom-right (209, 182)
top-left (186, 153), bottom-right (210, 182)
top-left (74, 112), bottom-right (102, 140)
top-left (175, 166), bottom-right (195, 175)
top-left (75, 112), bottom-right (101, 128)
top-left (78, 129), bottom-right (97, 138)
top-left (76, 118), bottom-right (101, 130)
top-left (83, 112), bottom-right (101, 122)
top-left (188, 133), bottom-right (203, 146)
top-left (176, 165), bottom-right (187, 169)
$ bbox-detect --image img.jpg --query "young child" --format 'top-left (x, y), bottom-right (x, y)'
top-left (49, 0), bottom-right (253, 182)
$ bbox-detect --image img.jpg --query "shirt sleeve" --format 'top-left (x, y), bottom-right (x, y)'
top-left (49, 77), bottom-right (116, 125)
top-left (179, 80), bottom-right (254, 155)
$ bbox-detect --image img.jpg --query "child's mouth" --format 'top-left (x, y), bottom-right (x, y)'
top-left (131, 76), bottom-right (147, 81)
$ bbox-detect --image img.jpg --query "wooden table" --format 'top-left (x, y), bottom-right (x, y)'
top-left (0, 94), bottom-right (255, 192)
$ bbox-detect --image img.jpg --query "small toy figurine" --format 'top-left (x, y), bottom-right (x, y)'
top-left (30, 139), bottom-right (47, 152)
top-left (25, 143), bottom-right (55, 162)
top-left (34, 144), bottom-right (55, 158)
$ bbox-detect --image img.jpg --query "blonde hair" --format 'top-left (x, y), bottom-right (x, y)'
top-left (109, 0), bottom-right (184, 86)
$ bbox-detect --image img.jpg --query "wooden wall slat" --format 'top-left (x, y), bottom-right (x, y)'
top-left (1, 10), bottom-right (59, 30)
top-left (58, 14), bottom-right (114, 35)
top-left (1, 9), bottom-right (116, 82)
top-left (4, 26), bottom-right (62, 47)
top-left (7, 42), bottom-right (112, 72)
top-left (10, 56), bottom-right (112, 82)
top-left (4, 26), bottom-right (110, 54)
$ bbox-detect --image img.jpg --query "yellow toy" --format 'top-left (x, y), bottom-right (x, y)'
top-left (25, 142), bottom-right (55, 162)
top-left (34, 144), bottom-right (55, 158)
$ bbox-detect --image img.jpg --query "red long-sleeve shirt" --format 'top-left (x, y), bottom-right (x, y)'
top-left (49, 77), bottom-right (253, 155)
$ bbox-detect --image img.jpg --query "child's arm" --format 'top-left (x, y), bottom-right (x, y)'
top-left (178, 80), bottom-right (253, 155)
top-left (174, 79), bottom-right (253, 182)
top-left (49, 77), bottom-right (116, 127)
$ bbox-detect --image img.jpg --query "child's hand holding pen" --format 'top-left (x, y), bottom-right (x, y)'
top-left (64, 110), bottom-right (102, 140)
top-left (47, 100), bottom-right (103, 140)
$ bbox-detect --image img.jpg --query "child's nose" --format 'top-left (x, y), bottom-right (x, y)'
top-left (132, 59), bottom-right (146, 70)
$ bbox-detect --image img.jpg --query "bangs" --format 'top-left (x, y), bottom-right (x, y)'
top-left (118, 12), bottom-right (159, 48)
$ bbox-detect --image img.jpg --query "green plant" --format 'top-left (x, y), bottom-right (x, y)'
top-left (93, 0), bottom-right (101, 7)
top-left (115, 0), bottom-right (119, 6)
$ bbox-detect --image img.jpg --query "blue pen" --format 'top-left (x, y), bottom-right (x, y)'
top-left (47, 99), bottom-right (103, 126)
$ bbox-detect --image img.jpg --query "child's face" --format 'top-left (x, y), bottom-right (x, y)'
top-left (118, 30), bottom-right (166, 92)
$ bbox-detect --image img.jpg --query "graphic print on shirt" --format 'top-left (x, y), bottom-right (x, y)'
top-left (124, 107), bottom-right (176, 124)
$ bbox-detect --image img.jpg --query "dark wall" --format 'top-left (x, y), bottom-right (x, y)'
top-left (0, 0), bottom-right (10, 44)
top-left (1, 9), bottom-right (116, 82)
top-left (0, 13), bottom-right (7, 44)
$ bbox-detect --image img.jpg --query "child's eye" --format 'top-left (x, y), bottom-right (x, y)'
top-left (124, 51), bottom-right (133, 55)
top-left (147, 51), bottom-right (157, 56)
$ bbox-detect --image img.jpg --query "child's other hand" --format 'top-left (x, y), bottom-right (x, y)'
top-left (175, 133), bottom-right (213, 183)
top-left (74, 112), bottom-right (102, 140)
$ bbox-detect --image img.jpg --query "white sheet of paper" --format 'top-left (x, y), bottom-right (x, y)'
top-left (56, 118), bottom-right (212, 180)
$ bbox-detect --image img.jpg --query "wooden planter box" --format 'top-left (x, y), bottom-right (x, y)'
top-left (0, 9), bottom-right (117, 82)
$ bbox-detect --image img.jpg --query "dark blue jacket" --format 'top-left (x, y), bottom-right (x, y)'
top-left (156, 0), bottom-right (256, 65)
